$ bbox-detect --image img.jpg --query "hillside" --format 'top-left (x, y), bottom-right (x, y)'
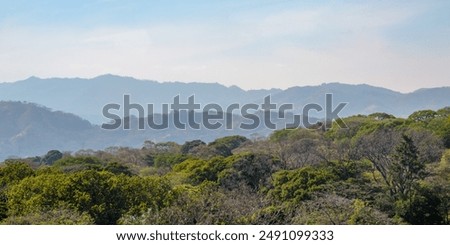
top-left (0, 101), bottom-right (307, 160)
top-left (0, 101), bottom-right (96, 159)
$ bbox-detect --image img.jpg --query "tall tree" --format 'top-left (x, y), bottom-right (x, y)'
top-left (389, 134), bottom-right (424, 199)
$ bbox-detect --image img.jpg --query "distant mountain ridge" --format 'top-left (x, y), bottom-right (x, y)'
top-left (0, 75), bottom-right (281, 124)
top-left (1, 74), bottom-right (448, 124)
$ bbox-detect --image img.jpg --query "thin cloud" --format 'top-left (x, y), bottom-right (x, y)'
top-left (0, 1), bottom-right (448, 92)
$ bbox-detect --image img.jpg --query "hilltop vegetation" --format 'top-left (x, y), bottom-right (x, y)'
top-left (0, 107), bottom-right (449, 225)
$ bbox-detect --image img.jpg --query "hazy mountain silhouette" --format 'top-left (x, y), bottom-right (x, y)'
top-left (1, 75), bottom-right (448, 124)
top-left (0, 75), bottom-right (280, 124)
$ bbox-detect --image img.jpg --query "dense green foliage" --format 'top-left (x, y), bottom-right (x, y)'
top-left (1, 107), bottom-right (449, 224)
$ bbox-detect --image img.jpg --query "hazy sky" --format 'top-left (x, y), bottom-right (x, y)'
top-left (0, 0), bottom-right (449, 92)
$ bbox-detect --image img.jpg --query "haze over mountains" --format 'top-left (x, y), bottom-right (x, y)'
top-left (0, 74), bottom-right (449, 160)
top-left (1, 74), bottom-right (449, 124)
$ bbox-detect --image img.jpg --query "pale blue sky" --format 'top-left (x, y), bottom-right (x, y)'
top-left (0, 0), bottom-right (449, 92)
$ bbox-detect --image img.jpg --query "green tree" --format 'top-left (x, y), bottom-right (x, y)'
top-left (208, 135), bottom-right (249, 157)
top-left (173, 157), bottom-right (226, 185)
top-left (181, 140), bottom-right (206, 154)
top-left (269, 166), bottom-right (337, 203)
top-left (0, 161), bottom-right (35, 187)
top-left (66, 170), bottom-right (126, 224)
top-left (41, 150), bottom-right (63, 165)
top-left (218, 153), bottom-right (277, 190)
top-left (0, 161), bottom-right (34, 221)
top-left (395, 184), bottom-right (445, 224)
top-left (389, 135), bottom-right (425, 199)
top-left (6, 173), bottom-right (71, 217)
top-left (153, 153), bottom-right (188, 168)
top-left (408, 110), bottom-right (437, 123)
top-left (441, 117), bottom-right (450, 148)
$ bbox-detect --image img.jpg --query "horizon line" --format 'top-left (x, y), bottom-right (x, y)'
top-left (1, 73), bottom-right (449, 94)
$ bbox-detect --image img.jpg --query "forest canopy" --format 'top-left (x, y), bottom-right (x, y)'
top-left (0, 107), bottom-right (449, 225)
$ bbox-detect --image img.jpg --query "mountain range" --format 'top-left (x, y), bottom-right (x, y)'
top-left (1, 74), bottom-right (449, 124)
top-left (0, 74), bottom-right (449, 160)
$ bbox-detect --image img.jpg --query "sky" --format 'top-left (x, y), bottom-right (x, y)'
top-left (0, 0), bottom-right (449, 92)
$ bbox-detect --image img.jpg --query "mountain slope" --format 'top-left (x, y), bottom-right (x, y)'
top-left (0, 101), bottom-right (305, 160)
top-left (0, 101), bottom-right (95, 159)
